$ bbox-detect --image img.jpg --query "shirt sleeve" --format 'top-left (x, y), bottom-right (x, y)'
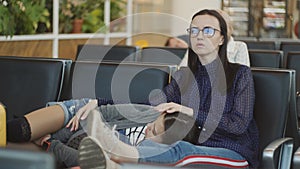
top-left (217, 66), bottom-right (255, 135)
top-left (97, 97), bottom-right (114, 106)
top-left (149, 70), bottom-right (183, 106)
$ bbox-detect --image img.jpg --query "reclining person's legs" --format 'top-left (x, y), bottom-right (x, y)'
top-left (7, 105), bottom-right (65, 142)
top-left (7, 98), bottom-right (90, 142)
top-left (99, 103), bottom-right (160, 129)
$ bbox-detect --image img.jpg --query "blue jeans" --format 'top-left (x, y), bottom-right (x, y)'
top-left (137, 139), bottom-right (249, 169)
top-left (47, 98), bottom-right (159, 129)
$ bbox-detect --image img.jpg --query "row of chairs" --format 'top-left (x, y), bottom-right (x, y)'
top-left (247, 41), bottom-right (300, 168)
top-left (0, 56), bottom-right (177, 121)
top-left (76, 43), bottom-right (300, 72)
top-left (76, 44), bottom-right (187, 65)
top-left (235, 38), bottom-right (300, 52)
top-left (248, 50), bottom-right (300, 112)
top-left (0, 54), bottom-right (299, 168)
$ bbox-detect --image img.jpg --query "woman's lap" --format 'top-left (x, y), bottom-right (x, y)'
top-left (137, 140), bottom-right (249, 168)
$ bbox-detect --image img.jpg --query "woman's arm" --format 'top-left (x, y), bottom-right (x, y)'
top-left (217, 66), bottom-right (255, 135)
top-left (154, 102), bottom-right (193, 117)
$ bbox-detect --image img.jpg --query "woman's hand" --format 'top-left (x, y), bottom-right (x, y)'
top-left (154, 102), bottom-right (193, 117)
top-left (66, 99), bottom-right (98, 131)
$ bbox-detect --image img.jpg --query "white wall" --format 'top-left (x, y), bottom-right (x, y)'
top-left (132, 0), bottom-right (222, 42)
top-left (170, 0), bottom-right (222, 36)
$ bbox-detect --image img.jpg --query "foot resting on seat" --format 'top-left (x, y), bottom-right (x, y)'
top-left (78, 136), bottom-right (119, 169)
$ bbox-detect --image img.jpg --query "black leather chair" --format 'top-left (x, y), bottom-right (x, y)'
top-left (286, 52), bottom-right (300, 95)
top-left (285, 52), bottom-right (300, 150)
top-left (176, 34), bottom-right (189, 44)
top-left (286, 52), bottom-right (300, 120)
top-left (251, 68), bottom-right (294, 169)
top-left (285, 68), bottom-right (300, 144)
top-left (244, 41), bottom-right (276, 50)
top-left (234, 37), bottom-right (258, 42)
top-left (284, 68), bottom-right (300, 169)
top-left (0, 55), bottom-right (72, 101)
top-left (279, 41), bottom-right (300, 67)
top-left (0, 56), bottom-right (69, 120)
top-left (249, 49), bottom-right (283, 68)
top-left (0, 148), bottom-right (55, 169)
top-left (63, 61), bottom-right (176, 104)
top-left (139, 47), bottom-right (187, 65)
top-left (76, 44), bottom-right (139, 62)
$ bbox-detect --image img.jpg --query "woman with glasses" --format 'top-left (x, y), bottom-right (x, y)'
top-left (76, 9), bottom-right (259, 169)
top-left (179, 9), bottom-right (250, 67)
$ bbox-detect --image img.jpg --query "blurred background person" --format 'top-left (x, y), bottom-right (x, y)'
top-left (164, 37), bottom-right (188, 48)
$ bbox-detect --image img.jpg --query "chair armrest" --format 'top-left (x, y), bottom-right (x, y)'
top-left (293, 147), bottom-right (300, 169)
top-left (262, 137), bottom-right (293, 169)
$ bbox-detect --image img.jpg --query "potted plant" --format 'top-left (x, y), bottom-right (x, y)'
top-left (60, 0), bottom-right (101, 33)
top-left (0, 0), bottom-right (50, 37)
top-left (59, 0), bottom-right (126, 34)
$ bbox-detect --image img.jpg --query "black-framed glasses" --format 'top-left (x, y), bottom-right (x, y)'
top-left (187, 27), bottom-right (220, 38)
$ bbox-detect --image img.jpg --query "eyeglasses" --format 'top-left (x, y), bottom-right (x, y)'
top-left (187, 27), bottom-right (220, 38)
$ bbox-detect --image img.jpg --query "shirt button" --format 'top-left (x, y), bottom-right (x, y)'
top-left (202, 128), bottom-right (206, 132)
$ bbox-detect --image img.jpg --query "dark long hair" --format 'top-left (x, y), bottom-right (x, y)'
top-left (186, 9), bottom-right (239, 93)
top-left (160, 112), bottom-right (201, 145)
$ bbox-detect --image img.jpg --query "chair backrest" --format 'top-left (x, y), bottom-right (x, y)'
top-left (249, 49), bottom-right (283, 68)
top-left (0, 56), bottom-right (67, 120)
top-left (76, 44), bottom-right (139, 62)
top-left (286, 52), bottom-right (300, 94)
top-left (279, 41), bottom-right (300, 67)
top-left (234, 37), bottom-right (258, 42)
top-left (0, 148), bottom-right (55, 169)
top-left (251, 68), bottom-right (293, 168)
top-left (176, 34), bottom-right (189, 44)
top-left (63, 61), bottom-right (176, 103)
top-left (245, 41), bottom-right (276, 50)
top-left (284, 69), bottom-right (300, 151)
top-left (139, 47), bottom-right (187, 65)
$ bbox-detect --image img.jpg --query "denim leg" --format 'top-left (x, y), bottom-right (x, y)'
top-left (138, 140), bottom-right (249, 169)
top-left (47, 98), bottom-right (90, 126)
top-left (99, 104), bottom-right (159, 129)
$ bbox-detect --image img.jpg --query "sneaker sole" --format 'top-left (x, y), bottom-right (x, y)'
top-left (78, 137), bottom-right (107, 169)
